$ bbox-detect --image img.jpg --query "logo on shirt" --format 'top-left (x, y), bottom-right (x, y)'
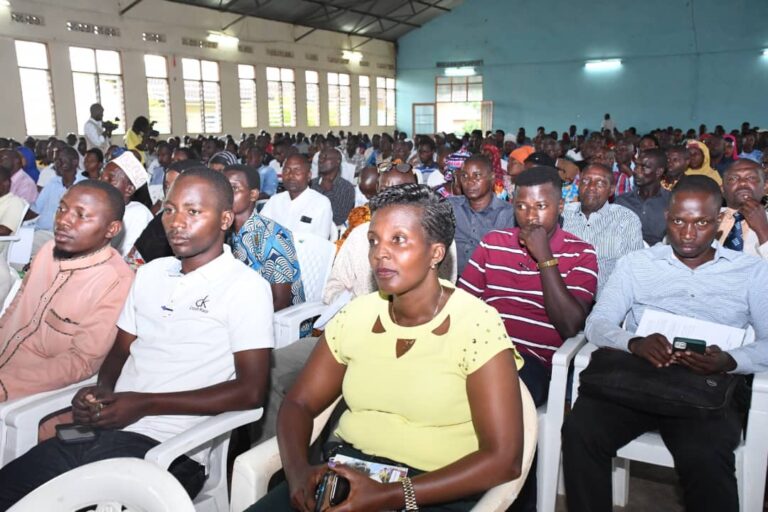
top-left (189, 295), bottom-right (210, 313)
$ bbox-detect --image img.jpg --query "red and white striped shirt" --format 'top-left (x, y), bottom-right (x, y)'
top-left (458, 226), bottom-right (598, 366)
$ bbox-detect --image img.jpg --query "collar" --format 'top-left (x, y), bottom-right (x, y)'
top-left (57, 244), bottom-right (117, 271)
top-left (165, 244), bottom-right (236, 281)
top-left (648, 242), bottom-right (738, 265)
top-left (455, 195), bottom-right (507, 213)
top-left (575, 200), bottom-right (611, 218)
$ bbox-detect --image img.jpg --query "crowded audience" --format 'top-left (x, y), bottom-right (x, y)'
top-left (0, 103), bottom-right (766, 512)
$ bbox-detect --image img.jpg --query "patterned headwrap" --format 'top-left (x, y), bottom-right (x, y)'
top-left (723, 134), bottom-right (740, 161)
top-left (482, 143), bottom-right (508, 200)
top-left (208, 151), bottom-right (239, 167)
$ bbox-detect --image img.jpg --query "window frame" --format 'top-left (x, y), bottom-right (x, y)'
top-left (69, 45), bottom-right (126, 135)
top-left (144, 54), bottom-right (172, 134)
top-left (266, 66), bottom-right (296, 128)
top-left (181, 57), bottom-right (222, 134)
top-left (14, 39), bottom-right (56, 136)
top-left (238, 63), bottom-right (258, 129)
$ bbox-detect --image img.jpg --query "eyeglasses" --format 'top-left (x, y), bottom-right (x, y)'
top-left (377, 161), bottom-right (413, 174)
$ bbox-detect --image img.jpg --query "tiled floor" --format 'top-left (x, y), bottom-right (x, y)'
top-left (555, 462), bottom-right (686, 511)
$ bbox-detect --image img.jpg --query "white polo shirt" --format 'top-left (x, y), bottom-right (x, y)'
top-left (115, 245), bottom-right (274, 445)
top-left (260, 188), bottom-right (334, 240)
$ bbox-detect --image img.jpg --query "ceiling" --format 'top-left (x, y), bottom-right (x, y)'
top-left (162, 0), bottom-right (462, 42)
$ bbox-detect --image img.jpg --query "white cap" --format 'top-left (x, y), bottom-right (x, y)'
top-left (111, 151), bottom-right (148, 189)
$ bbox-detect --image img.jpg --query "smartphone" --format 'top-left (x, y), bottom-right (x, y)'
top-left (55, 424), bottom-right (97, 444)
top-left (314, 471), bottom-right (350, 512)
top-left (672, 337), bottom-right (707, 354)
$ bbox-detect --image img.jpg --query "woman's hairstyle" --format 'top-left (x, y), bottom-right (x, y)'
top-left (369, 183), bottom-right (455, 249)
top-left (85, 147), bottom-right (104, 163)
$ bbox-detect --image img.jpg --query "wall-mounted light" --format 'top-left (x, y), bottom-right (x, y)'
top-left (1, 0), bottom-right (11, 8)
top-left (585, 58), bottom-right (622, 71)
top-left (444, 66), bottom-right (476, 77)
top-left (207, 31), bottom-right (239, 47)
top-left (342, 50), bottom-right (363, 63)
top-left (762, 49), bottom-right (768, 57)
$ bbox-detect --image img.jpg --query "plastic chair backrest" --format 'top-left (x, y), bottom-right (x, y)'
top-left (294, 233), bottom-right (335, 303)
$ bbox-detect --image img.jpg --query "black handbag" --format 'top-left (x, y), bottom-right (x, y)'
top-left (578, 348), bottom-right (745, 419)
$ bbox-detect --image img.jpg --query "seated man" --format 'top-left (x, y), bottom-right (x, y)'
top-left (0, 169), bottom-right (273, 508)
top-left (615, 148), bottom-right (671, 246)
top-left (718, 159), bottom-right (768, 259)
top-left (0, 149), bottom-right (37, 205)
top-left (260, 154), bottom-right (334, 240)
top-left (459, 166), bottom-right (597, 404)
top-left (0, 181), bottom-right (133, 402)
top-left (224, 164), bottom-right (305, 312)
top-left (563, 162), bottom-right (644, 295)
top-left (99, 152), bottom-right (153, 258)
top-left (449, 155), bottom-right (515, 277)
top-left (27, 146), bottom-right (87, 256)
top-left (562, 176), bottom-right (768, 512)
top-left (0, 164), bottom-right (28, 303)
top-left (663, 145), bottom-right (690, 190)
top-left (310, 147), bottom-right (356, 227)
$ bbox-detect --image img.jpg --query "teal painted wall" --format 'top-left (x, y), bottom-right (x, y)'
top-left (396, 0), bottom-right (768, 135)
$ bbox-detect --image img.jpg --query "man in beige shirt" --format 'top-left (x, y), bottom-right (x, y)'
top-left (718, 159), bottom-right (768, 259)
top-left (0, 180), bottom-right (133, 402)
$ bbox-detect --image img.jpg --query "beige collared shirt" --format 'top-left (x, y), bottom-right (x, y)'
top-left (718, 207), bottom-right (768, 260)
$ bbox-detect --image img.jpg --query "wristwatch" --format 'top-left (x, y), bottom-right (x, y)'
top-left (401, 477), bottom-right (418, 511)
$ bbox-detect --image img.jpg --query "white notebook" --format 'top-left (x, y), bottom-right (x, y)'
top-left (635, 309), bottom-right (748, 351)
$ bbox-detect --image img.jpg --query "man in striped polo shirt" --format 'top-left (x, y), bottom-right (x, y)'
top-left (458, 166), bottom-right (598, 405)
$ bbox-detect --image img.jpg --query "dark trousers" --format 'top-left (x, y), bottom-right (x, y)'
top-left (508, 354), bottom-right (550, 512)
top-left (561, 395), bottom-right (742, 512)
top-left (0, 430), bottom-right (206, 511)
top-left (246, 442), bottom-right (481, 512)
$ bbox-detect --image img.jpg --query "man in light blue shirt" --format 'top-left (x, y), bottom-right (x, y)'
top-left (246, 146), bottom-right (277, 198)
top-left (563, 175), bottom-right (768, 512)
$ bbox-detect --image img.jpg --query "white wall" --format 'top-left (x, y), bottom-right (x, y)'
top-left (0, 0), bottom-right (397, 139)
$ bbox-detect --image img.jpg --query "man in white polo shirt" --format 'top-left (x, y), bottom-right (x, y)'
top-left (260, 154), bottom-right (334, 240)
top-left (0, 168), bottom-right (274, 508)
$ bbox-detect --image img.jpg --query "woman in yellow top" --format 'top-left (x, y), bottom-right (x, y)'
top-left (248, 184), bottom-right (525, 511)
top-left (123, 116), bottom-right (151, 164)
top-left (685, 139), bottom-right (723, 187)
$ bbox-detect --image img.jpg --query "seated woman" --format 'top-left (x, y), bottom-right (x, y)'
top-left (248, 184), bottom-right (525, 512)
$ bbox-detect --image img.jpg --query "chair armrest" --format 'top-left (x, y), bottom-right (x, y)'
top-left (230, 437), bottom-right (282, 512)
top-left (551, 332), bottom-right (586, 369)
top-left (571, 342), bottom-right (600, 405)
top-left (545, 332), bottom-right (586, 415)
top-left (145, 408), bottom-right (263, 470)
top-left (273, 301), bottom-right (327, 349)
top-left (0, 236), bottom-right (20, 243)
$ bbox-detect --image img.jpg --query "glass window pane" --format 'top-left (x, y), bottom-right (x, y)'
top-left (144, 54), bottom-right (167, 78)
top-left (147, 77), bottom-right (171, 134)
top-left (468, 76), bottom-right (483, 84)
top-left (69, 47), bottom-right (96, 73)
top-left (359, 75), bottom-right (369, 87)
top-left (15, 41), bottom-right (49, 69)
top-left (386, 88), bottom-right (395, 126)
top-left (305, 70), bottom-right (318, 83)
top-left (339, 73), bottom-right (350, 86)
top-left (340, 85), bottom-right (351, 126)
top-left (72, 72), bottom-right (98, 132)
top-left (18, 68), bottom-right (55, 135)
top-left (328, 72), bottom-right (338, 85)
top-left (280, 68), bottom-right (294, 82)
top-left (467, 83), bottom-right (483, 101)
top-left (184, 80), bottom-right (203, 133)
top-left (377, 88), bottom-right (386, 126)
top-left (387, 78), bottom-right (395, 89)
top-left (267, 81), bottom-right (282, 127)
top-left (376, 76), bottom-right (385, 88)
top-left (452, 83), bottom-right (467, 102)
top-left (436, 76), bottom-right (450, 84)
top-left (202, 81), bottom-right (222, 132)
top-left (201, 60), bottom-right (219, 82)
top-left (240, 78), bottom-right (257, 128)
top-left (436, 84), bottom-right (451, 102)
top-left (328, 83), bottom-right (340, 126)
top-left (99, 75), bottom-right (125, 134)
top-left (281, 82), bottom-right (296, 127)
top-left (238, 64), bottom-right (255, 80)
top-left (306, 83), bottom-right (319, 127)
top-left (266, 66), bottom-right (280, 81)
top-left (359, 87), bottom-right (370, 126)
top-left (182, 58), bottom-right (201, 80)
top-left (96, 50), bottom-right (121, 74)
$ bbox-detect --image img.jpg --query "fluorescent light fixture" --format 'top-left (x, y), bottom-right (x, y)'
top-left (1, 0), bottom-right (11, 7)
top-left (207, 31), bottom-right (239, 47)
top-left (762, 49), bottom-right (768, 57)
top-left (585, 58), bottom-right (622, 71)
top-left (342, 50), bottom-right (363, 63)
top-left (444, 66), bottom-right (476, 77)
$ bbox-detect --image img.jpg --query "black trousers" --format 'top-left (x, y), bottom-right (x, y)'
top-left (0, 430), bottom-right (206, 511)
top-left (561, 395), bottom-right (743, 512)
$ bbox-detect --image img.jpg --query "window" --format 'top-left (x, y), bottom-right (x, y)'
top-left (305, 70), bottom-right (320, 128)
top-left (358, 75), bottom-right (370, 127)
top-left (376, 76), bottom-right (395, 126)
top-left (238, 64), bottom-right (257, 128)
top-left (144, 54), bottom-right (171, 134)
top-left (266, 67), bottom-right (296, 127)
top-left (69, 46), bottom-right (125, 134)
top-left (14, 40), bottom-right (56, 136)
top-left (182, 58), bottom-right (222, 134)
top-left (327, 72), bottom-right (350, 127)
top-left (435, 75), bottom-right (483, 102)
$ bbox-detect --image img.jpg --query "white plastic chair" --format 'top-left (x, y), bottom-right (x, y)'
top-left (571, 328), bottom-right (768, 512)
top-left (535, 332), bottom-right (587, 512)
top-left (273, 233), bottom-right (335, 349)
top-left (1, 382), bottom-right (262, 512)
top-left (0, 376), bottom-right (97, 467)
top-left (9, 457), bottom-right (196, 512)
top-left (229, 383), bottom-right (539, 512)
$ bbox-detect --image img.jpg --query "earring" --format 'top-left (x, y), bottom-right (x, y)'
top-left (431, 262), bottom-right (437, 269)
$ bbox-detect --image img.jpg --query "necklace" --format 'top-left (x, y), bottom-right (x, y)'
top-left (390, 285), bottom-right (444, 326)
